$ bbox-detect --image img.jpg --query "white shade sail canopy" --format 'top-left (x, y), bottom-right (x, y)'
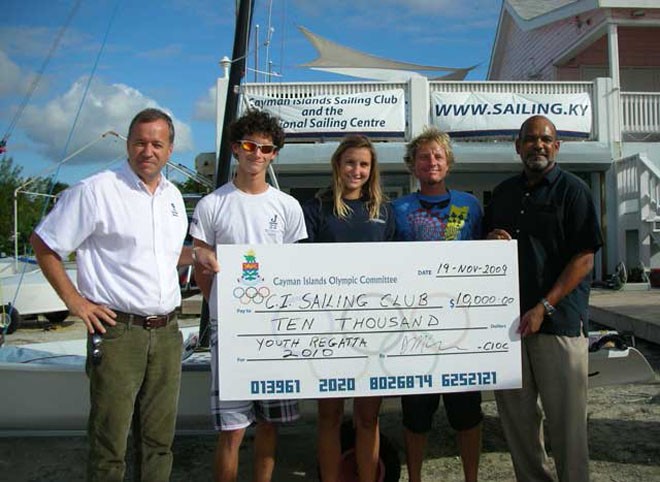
top-left (298, 26), bottom-right (476, 81)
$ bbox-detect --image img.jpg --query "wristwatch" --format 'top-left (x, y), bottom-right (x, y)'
top-left (541, 298), bottom-right (556, 316)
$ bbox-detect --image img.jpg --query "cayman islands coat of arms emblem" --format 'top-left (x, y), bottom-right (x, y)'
top-left (239, 249), bottom-right (263, 286)
top-left (234, 249), bottom-right (270, 305)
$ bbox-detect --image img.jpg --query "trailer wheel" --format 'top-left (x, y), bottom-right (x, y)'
top-left (1, 304), bottom-right (21, 334)
top-left (45, 310), bottom-right (69, 324)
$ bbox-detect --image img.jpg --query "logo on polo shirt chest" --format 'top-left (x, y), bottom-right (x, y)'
top-left (268, 214), bottom-right (279, 231)
top-left (170, 203), bottom-right (180, 217)
top-left (264, 213), bottom-right (284, 240)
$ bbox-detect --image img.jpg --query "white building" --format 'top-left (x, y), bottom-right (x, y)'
top-left (205, 1), bottom-right (660, 281)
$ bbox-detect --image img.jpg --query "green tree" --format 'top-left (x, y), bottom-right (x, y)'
top-left (0, 157), bottom-right (23, 256)
top-left (173, 177), bottom-right (212, 195)
top-left (0, 157), bottom-right (68, 257)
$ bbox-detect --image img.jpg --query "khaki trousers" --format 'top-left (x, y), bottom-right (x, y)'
top-left (86, 317), bottom-right (183, 482)
top-left (495, 333), bottom-right (589, 482)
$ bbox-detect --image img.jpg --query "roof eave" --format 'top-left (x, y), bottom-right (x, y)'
top-left (599, 0), bottom-right (660, 7)
top-left (505, 0), bottom-right (600, 31)
top-left (487, 2), bottom-right (508, 79)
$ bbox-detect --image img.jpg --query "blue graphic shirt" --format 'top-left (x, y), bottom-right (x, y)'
top-left (392, 190), bottom-right (482, 241)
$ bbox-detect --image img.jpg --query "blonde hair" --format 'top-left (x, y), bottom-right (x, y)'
top-left (328, 134), bottom-right (385, 220)
top-left (404, 127), bottom-right (455, 172)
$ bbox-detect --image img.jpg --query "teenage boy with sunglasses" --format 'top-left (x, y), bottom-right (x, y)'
top-left (190, 109), bottom-right (307, 482)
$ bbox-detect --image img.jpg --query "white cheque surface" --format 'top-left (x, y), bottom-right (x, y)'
top-left (216, 240), bottom-right (521, 400)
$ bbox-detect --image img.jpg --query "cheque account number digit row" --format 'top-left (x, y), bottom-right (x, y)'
top-left (369, 374), bottom-right (433, 390)
top-left (319, 377), bottom-right (356, 392)
top-left (441, 371), bottom-right (497, 387)
top-left (251, 379), bottom-right (301, 395)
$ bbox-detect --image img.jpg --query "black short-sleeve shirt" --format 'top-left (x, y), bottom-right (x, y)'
top-left (483, 165), bottom-right (603, 336)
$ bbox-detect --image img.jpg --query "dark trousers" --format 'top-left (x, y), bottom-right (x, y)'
top-left (86, 317), bottom-right (183, 482)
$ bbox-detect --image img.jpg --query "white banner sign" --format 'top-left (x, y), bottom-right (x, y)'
top-left (431, 91), bottom-right (592, 136)
top-left (245, 89), bottom-right (406, 135)
top-left (215, 241), bottom-right (521, 400)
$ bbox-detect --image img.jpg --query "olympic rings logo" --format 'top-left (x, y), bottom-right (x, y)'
top-left (233, 286), bottom-right (271, 304)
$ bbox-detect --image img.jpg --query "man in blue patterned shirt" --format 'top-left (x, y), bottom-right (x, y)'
top-left (393, 127), bottom-right (483, 482)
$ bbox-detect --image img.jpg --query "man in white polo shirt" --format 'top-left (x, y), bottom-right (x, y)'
top-left (30, 108), bottom-right (192, 482)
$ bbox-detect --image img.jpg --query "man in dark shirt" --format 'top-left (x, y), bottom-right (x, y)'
top-left (484, 115), bottom-right (603, 482)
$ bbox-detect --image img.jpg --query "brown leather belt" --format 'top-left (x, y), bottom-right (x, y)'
top-left (113, 310), bottom-right (177, 329)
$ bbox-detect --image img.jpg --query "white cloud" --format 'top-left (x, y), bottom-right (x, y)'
top-left (137, 43), bottom-right (184, 60)
top-left (0, 49), bottom-right (24, 96)
top-left (194, 85), bottom-right (217, 122)
top-left (20, 77), bottom-right (194, 164)
top-left (292, 0), bottom-right (496, 16)
top-left (0, 26), bottom-right (60, 57)
top-left (170, 0), bottom-right (234, 27)
top-left (0, 25), bottom-right (93, 63)
top-left (389, 0), bottom-right (496, 15)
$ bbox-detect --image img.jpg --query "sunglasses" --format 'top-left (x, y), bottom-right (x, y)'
top-left (238, 140), bottom-right (277, 155)
top-left (91, 333), bottom-right (103, 366)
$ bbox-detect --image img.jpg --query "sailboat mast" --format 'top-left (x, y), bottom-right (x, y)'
top-left (197, 0), bottom-right (255, 348)
top-left (215, 0), bottom-right (255, 188)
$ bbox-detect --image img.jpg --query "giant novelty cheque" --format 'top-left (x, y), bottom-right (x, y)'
top-left (215, 240), bottom-right (521, 400)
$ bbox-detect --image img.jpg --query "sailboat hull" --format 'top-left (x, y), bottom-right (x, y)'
top-left (0, 329), bottom-right (654, 435)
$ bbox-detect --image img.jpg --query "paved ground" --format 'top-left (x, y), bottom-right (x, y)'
top-left (590, 287), bottom-right (660, 344)
top-left (2, 313), bottom-right (201, 345)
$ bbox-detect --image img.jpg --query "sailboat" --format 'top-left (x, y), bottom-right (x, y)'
top-left (0, 325), bottom-right (654, 435)
top-left (1, 258), bottom-right (76, 333)
top-left (0, 0), bottom-right (254, 434)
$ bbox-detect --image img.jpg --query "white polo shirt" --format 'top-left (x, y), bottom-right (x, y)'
top-left (35, 162), bottom-right (188, 315)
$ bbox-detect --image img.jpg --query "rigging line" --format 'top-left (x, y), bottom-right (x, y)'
top-left (8, 1), bottom-right (123, 327)
top-left (47, 0), bottom-right (123, 203)
top-left (278, 0), bottom-right (287, 79)
top-left (6, 0), bottom-right (87, 320)
top-left (10, 0), bottom-right (124, 309)
top-left (58, 0), bottom-right (123, 164)
top-left (2, 0), bottom-right (83, 144)
top-left (8, 134), bottom-right (124, 318)
top-left (240, 0), bottom-right (253, 73)
top-left (265, 0), bottom-right (274, 81)
top-left (228, 0), bottom-right (259, 71)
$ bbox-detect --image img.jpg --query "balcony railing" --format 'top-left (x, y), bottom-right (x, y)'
top-left (621, 92), bottom-right (660, 141)
top-left (428, 80), bottom-right (593, 95)
top-left (616, 154), bottom-right (660, 222)
top-left (243, 81), bottom-right (407, 98)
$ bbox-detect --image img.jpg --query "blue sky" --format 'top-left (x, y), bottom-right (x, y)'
top-left (1, 0), bottom-right (500, 185)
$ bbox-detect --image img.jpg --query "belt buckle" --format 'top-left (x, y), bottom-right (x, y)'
top-left (144, 315), bottom-right (159, 330)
